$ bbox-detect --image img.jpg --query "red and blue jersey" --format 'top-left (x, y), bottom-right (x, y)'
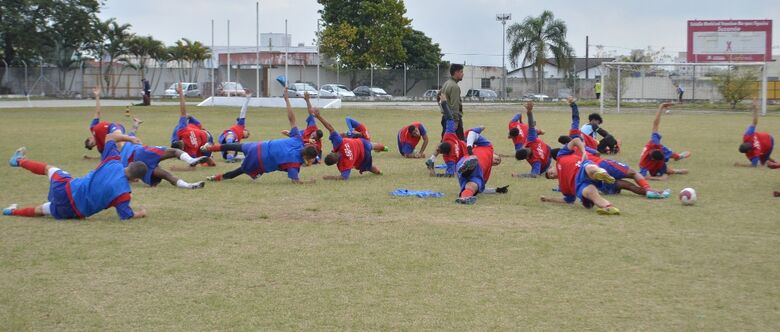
top-left (508, 114), bottom-right (530, 150)
top-left (345, 117), bottom-right (371, 140)
top-left (397, 122), bottom-right (427, 155)
top-left (119, 142), bottom-right (166, 186)
top-left (177, 124), bottom-right (209, 158)
top-left (441, 119), bottom-right (466, 175)
top-left (330, 131), bottom-right (372, 179)
top-left (567, 103), bottom-right (599, 149)
top-left (302, 114), bottom-right (323, 154)
top-left (240, 127), bottom-right (304, 180)
top-left (555, 151), bottom-right (582, 204)
top-left (524, 127), bottom-right (552, 175)
top-left (456, 144), bottom-right (495, 194)
top-left (68, 140), bottom-right (134, 219)
top-left (743, 125), bottom-right (774, 166)
top-left (639, 132), bottom-right (667, 176)
top-left (219, 118), bottom-right (246, 145)
top-left (90, 119), bottom-right (126, 153)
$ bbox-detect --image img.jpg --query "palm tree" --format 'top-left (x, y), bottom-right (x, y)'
top-left (127, 35), bottom-right (164, 80)
top-left (87, 18), bottom-right (133, 96)
top-left (186, 40), bottom-right (210, 83)
top-left (168, 40), bottom-right (189, 82)
top-left (506, 10), bottom-right (574, 93)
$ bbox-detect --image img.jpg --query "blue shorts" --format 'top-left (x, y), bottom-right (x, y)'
top-left (575, 160), bottom-right (597, 208)
top-left (47, 171), bottom-right (79, 219)
top-left (397, 136), bottom-right (415, 156)
top-left (599, 159), bottom-right (630, 180)
top-left (598, 182), bottom-right (622, 195)
top-left (240, 142), bottom-right (262, 178)
top-left (358, 138), bottom-right (374, 173)
top-left (133, 146), bottom-right (165, 186)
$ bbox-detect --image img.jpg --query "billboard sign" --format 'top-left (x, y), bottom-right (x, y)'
top-left (687, 20), bottom-right (772, 62)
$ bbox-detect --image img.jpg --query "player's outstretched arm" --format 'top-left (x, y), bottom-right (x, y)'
top-left (93, 86), bottom-right (102, 119)
top-left (312, 107), bottom-right (336, 134)
top-left (419, 134), bottom-right (429, 156)
top-left (525, 101), bottom-right (535, 128)
top-left (177, 82), bottom-right (187, 118)
top-left (303, 91), bottom-right (313, 112)
top-left (107, 131), bottom-right (141, 145)
top-left (284, 87), bottom-right (296, 128)
top-left (653, 102), bottom-right (673, 132)
top-left (751, 98), bottom-right (759, 127)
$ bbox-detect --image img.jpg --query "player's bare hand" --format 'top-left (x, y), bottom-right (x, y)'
top-left (660, 102), bottom-right (674, 109)
top-left (93, 86), bottom-right (101, 97)
top-left (439, 93), bottom-right (447, 103)
top-left (130, 137), bottom-right (142, 145)
top-left (176, 82), bottom-right (183, 95)
top-left (566, 96), bottom-right (576, 104)
top-left (540, 196), bottom-right (549, 202)
top-left (525, 101), bottom-right (534, 112)
top-left (303, 92), bottom-right (310, 101)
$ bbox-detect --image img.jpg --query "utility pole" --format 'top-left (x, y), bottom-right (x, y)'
top-left (496, 13), bottom-right (511, 99)
top-left (585, 35), bottom-right (589, 79)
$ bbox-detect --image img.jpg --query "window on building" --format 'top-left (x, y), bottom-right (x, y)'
top-left (481, 78), bottom-right (491, 89)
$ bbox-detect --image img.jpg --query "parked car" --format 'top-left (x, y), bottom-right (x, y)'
top-left (465, 89), bottom-right (498, 100)
top-left (319, 84), bottom-right (356, 97)
top-left (521, 93), bottom-right (550, 101)
top-left (164, 82), bottom-right (200, 97)
top-left (288, 82), bottom-right (319, 97)
top-left (353, 86), bottom-right (392, 98)
top-left (216, 82), bottom-right (251, 97)
top-left (422, 89), bottom-right (439, 98)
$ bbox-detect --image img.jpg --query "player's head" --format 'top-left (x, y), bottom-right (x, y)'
top-left (515, 148), bottom-right (531, 160)
top-left (598, 135), bottom-right (619, 154)
top-left (302, 145), bottom-right (318, 165)
top-left (649, 149), bottom-right (664, 161)
top-left (550, 148), bottom-right (561, 160)
top-left (407, 125), bottom-right (419, 138)
top-left (588, 113), bottom-right (603, 125)
top-left (315, 129), bottom-right (324, 140)
top-left (558, 135), bottom-right (572, 145)
top-left (492, 153), bottom-right (501, 166)
top-left (545, 167), bottom-right (558, 179)
top-left (738, 142), bottom-right (752, 153)
top-left (438, 142), bottom-right (452, 155)
top-left (508, 127), bottom-right (519, 138)
top-left (84, 136), bottom-right (96, 150)
top-left (450, 63), bottom-right (464, 80)
top-left (243, 129), bottom-right (250, 139)
top-left (324, 152), bottom-right (340, 166)
top-left (124, 161), bottom-right (148, 182)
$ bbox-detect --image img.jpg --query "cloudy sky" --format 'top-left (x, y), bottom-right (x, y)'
top-left (99, 0), bottom-right (779, 67)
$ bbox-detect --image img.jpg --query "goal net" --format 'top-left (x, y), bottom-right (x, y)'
top-left (600, 62), bottom-right (769, 114)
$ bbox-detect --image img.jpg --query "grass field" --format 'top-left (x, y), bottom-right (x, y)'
top-left (0, 102), bottom-right (779, 330)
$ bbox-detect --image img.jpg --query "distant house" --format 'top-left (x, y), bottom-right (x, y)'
top-left (508, 57), bottom-right (615, 79)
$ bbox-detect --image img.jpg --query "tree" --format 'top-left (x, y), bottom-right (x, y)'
top-left (318, 0), bottom-right (411, 86)
top-left (167, 40), bottom-right (188, 82)
top-left (713, 69), bottom-right (758, 109)
top-left (42, 0), bottom-right (101, 93)
top-left (506, 10), bottom-right (574, 93)
top-left (185, 39), bottom-right (210, 83)
top-left (392, 28), bottom-right (442, 95)
top-left (127, 35), bottom-right (164, 80)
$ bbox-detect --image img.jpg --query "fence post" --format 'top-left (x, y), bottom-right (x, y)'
top-left (616, 66), bottom-right (621, 113)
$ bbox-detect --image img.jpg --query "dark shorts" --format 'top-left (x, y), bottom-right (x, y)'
top-left (134, 146), bottom-right (166, 186)
top-left (48, 171), bottom-right (79, 219)
top-left (358, 138), bottom-right (374, 173)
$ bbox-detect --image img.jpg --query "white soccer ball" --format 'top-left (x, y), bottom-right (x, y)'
top-left (679, 187), bottom-right (697, 206)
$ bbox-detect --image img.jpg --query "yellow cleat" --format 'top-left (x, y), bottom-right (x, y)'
top-left (596, 206), bottom-right (621, 215)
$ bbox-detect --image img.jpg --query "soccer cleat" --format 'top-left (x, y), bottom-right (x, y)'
top-left (455, 196), bottom-right (477, 205)
top-left (199, 143), bottom-right (213, 154)
top-left (596, 206), bottom-right (621, 215)
top-left (496, 185), bottom-right (510, 194)
top-left (425, 159), bottom-right (435, 170)
top-left (189, 156), bottom-right (208, 167)
top-left (592, 169), bottom-right (615, 184)
top-left (676, 151), bottom-right (691, 160)
top-left (646, 191), bottom-right (664, 199)
top-left (3, 204), bottom-right (17, 216)
top-left (9, 147), bottom-right (26, 167)
top-left (382, 146), bottom-right (389, 152)
top-left (457, 157), bottom-right (478, 176)
top-left (191, 181), bottom-right (205, 189)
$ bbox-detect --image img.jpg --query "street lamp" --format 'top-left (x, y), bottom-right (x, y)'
top-left (496, 13), bottom-right (511, 99)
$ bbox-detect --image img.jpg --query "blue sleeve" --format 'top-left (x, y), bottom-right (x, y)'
top-left (585, 147), bottom-right (600, 155)
top-left (340, 169), bottom-right (351, 179)
top-left (445, 119), bottom-right (456, 133)
top-left (511, 114), bottom-right (521, 123)
top-left (745, 125), bottom-right (756, 136)
top-left (570, 103), bottom-right (580, 129)
top-left (188, 116), bottom-right (201, 127)
top-left (289, 126), bottom-right (301, 139)
top-left (90, 118), bottom-right (99, 129)
top-left (101, 140), bottom-right (120, 160)
top-left (651, 132), bottom-right (662, 145)
top-left (469, 127), bottom-right (484, 134)
top-left (115, 200), bottom-right (134, 220)
top-left (528, 127), bottom-right (538, 142)
top-left (514, 143), bottom-right (523, 151)
top-left (329, 131), bottom-right (343, 149)
top-left (639, 168), bottom-right (648, 176)
top-left (345, 117), bottom-right (358, 133)
top-left (750, 157), bottom-right (760, 167)
top-left (171, 116), bottom-right (187, 143)
top-left (306, 114), bottom-right (316, 127)
top-left (418, 124), bottom-right (427, 136)
top-left (558, 146), bottom-right (575, 157)
top-left (286, 167), bottom-right (300, 180)
top-left (531, 161), bottom-right (542, 175)
top-left (237, 118), bottom-right (246, 126)
top-left (445, 161), bottom-right (456, 175)
top-left (563, 194), bottom-right (576, 204)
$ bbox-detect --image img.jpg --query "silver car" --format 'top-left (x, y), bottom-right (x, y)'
top-left (164, 82), bottom-right (200, 97)
top-left (288, 83), bottom-right (319, 97)
top-left (319, 84), bottom-right (356, 98)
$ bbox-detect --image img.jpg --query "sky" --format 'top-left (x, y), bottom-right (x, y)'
top-left (98, 0), bottom-right (779, 68)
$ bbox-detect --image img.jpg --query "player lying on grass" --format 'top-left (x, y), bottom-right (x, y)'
top-left (580, 111), bottom-right (621, 154)
top-left (513, 101), bottom-right (553, 178)
top-left (557, 97), bottom-right (600, 151)
top-left (311, 102), bottom-right (383, 180)
top-left (540, 137), bottom-right (621, 215)
top-left (217, 96), bottom-right (252, 163)
top-left (453, 123), bottom-right (508, 205)
top-left (202, 87), bottom-right (318, 184)
top-left (170, 82), bottom-right (216, 169)
top-left (638, 102), bottom-right (690, 180)
top-left (426, 95), bottom-right (466, 177)
top-left (342, 116), bottom-right (389, 152)
top-left (113, 131), bottom-right (207, 189)
top-left (398, 121), bottom-right (429, 158)
top-left (4, 137), bottom-right (148, 220)
top-left (282, 92), bottom-right (324, 164)
top-left (84, 87), bottom-right (142, 155)
top-left (506, 111), bottom-right (544, 155)
top-left (735, 99), bottom-right (778, 168)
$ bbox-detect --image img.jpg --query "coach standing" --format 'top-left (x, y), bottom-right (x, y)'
top-left (440, 64), bottom-right (465, 140)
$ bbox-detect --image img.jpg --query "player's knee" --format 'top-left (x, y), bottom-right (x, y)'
top-left (324, 153), bottom-right (340, 166)
top-left (738, 142), bottom-right (752, 153)
top-left (126, 161), bottom-right (148, 181)
top-left (515, 148), bottom-right (530, 160)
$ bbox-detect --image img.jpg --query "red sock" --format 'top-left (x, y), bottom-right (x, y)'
top-left (460, 189), bottom-right (475, 198)
top-left (671, 153), bottom-right (681, 160)
top-left (208, 144), bottom-right (222, 152)
top-left (373, 143), bottom-right (385, 152)
top-left (213, 174), bottom-right (223, 181)
top-left (12, 207), bottom-right (38, 217)
top-left (18, 159), bottom-right (47, 175)
top-left (637, 178), bottom-right (651, 190)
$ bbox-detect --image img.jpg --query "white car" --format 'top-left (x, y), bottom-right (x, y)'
top-left (319, 84), bottom-right (356, 98)
top-left (522, 93), bottom-right (550, 101)
top-left (288, 83), bottom-right (319, 97)
top-left (164, 82), bottom-right (200, 97)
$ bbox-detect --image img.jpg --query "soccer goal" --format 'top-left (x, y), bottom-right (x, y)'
top-left (599, 62), bottom-right (769, 115)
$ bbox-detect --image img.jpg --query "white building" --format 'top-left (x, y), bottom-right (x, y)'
top-left (508, 57), bottom-right (614, 79)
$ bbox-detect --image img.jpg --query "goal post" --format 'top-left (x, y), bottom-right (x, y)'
top-left (600, 61), bottom-right (768, 115)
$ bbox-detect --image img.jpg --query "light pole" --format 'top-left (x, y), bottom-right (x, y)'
top-left (316, 18), bottom-right (321, 102)
top-left (496, 13), bottom-right (511, 99)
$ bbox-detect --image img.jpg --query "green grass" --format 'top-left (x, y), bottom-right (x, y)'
top-left (1, 104), bottom-right (779, 330)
